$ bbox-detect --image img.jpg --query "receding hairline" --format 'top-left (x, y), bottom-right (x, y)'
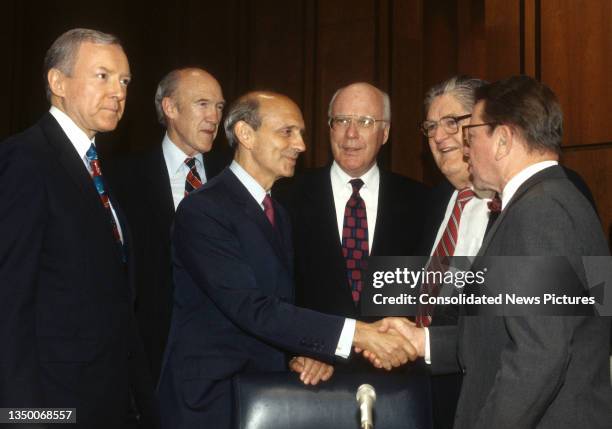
top-left (329, 82), bottom-right (390, 120)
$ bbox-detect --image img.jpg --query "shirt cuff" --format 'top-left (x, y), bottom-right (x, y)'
top-left (335, 318), bottom-right (356, 358)
top-left (424, 327), bottom-right (431, 364)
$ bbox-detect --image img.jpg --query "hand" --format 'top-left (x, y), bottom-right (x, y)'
top-left (289, 356), bottom-right (334, 385)
top-left (362, 318), bottom-right (426, 367)
top-left (352, 320), bottom-right (418, 370)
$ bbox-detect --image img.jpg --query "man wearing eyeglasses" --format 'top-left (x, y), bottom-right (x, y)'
top-left (278, 82), bottom-right (429, 373)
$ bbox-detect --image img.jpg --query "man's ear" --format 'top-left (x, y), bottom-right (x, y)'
top-left (162, 97), bottom-right (178, 120)
top-left (495, 125), bottom-right (512, 160)
top-left (234, 121), bottom-right (256, 150)
top-left (382, 124), bottom-right (390, 145)
top-left (47, 68), bottom-right (67, 98)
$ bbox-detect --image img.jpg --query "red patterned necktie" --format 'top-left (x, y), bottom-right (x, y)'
top-left (263, 194), bottom-right (275, 227)
top-left (416, 188), bottom-right (475, 326)
top-left (341, 178), bottom-right (369, 304)
top-left (184, 157), bottom-right (203, 196)
top-left (85, 143), bottom-right (125, 262)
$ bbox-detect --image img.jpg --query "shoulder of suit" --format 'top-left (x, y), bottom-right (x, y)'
top-left (380, 169), bottom-right (430, 195)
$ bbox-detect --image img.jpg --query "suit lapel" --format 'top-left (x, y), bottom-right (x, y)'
top-left (477, 166), bottom-right (562, 256)
top-left (40, 113), bottom-right (125, 265)
top-left (224, 169), bottom-right (291, 270)
top-left (303, 167), bottom-right (354, 299)
top-left (142, 146), bottom-right (175, 228)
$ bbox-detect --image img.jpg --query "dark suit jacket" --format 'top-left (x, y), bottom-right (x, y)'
top-left (157, 168), bottom-right (346, 429)
top-left (105, 144), bottom-right (226, 383)
top-left (277, 165), bottom-right (429, 370)
top-left (449, 165), bottom-right (612, 428)
top-left (0, 113), bottom-right (156, 428)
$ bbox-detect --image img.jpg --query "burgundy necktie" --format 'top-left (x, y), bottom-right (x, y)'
top-left (184, 157), bottom-right (203, 196)
top-left (341, 179), bottom-right (369, 304)
top-left (417, 188), bottom-right (474, 326)
top-left (263, 194), bottom-right (275, 227)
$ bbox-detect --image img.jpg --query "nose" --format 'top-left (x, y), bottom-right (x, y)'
top-left (345, 120), bottom-right (359, 139)
top-left (205, 106), bottom-right (222, 125)
top-left (463, 142), bottom-right (470, 158)
top-left (294, 133), bottom-right (306, 153)
top-left (432, 123), bottom-right (448, 143)
top-left (110, 78), bottom-right (126, 101)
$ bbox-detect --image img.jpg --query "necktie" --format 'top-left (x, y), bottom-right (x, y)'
top-left (417, 188), bottom-right (474, 326)
top-left (184, 157), bottom-right (203, 196)
top-left (85, 143), bottom-right (125, 262)
top-left (263, 194), bottom-right (275, 227)
top-left (485, 193), bottom-right (502, 233)
top-left (341, 179), bottom-right (369, 304)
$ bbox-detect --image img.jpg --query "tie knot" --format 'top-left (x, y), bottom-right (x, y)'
top-left (488, 193), bottom-right (502, 213)
top-left (457, 188), bottom-right (475, 206)
top-left (263, 194), bottom-right (273, 210)
top-left (85, 143), bottom-right (98, 161)
top-left (184, 157), bottom-right (197, 170)
top-left (349, 178), bottom-right (364, 194)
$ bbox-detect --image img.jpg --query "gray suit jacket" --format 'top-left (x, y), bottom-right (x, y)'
top-left (452, 165), bottom-right (612, 429)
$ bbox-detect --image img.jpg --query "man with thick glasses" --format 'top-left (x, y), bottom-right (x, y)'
top-left (278, 82), bottom-right (429, 373)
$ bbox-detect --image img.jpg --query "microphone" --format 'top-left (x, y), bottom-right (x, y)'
top-left (356, 384), bottom-right (376, 429)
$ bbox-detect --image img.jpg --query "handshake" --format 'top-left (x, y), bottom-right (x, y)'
top-left (290, 318), bottom-right (426, 385)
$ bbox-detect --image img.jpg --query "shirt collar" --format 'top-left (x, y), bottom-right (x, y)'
top-left (330, 161), bottom-right (380, 193)
top-left (49, 106), bottom-right (95, 160)
top-left (501, 160), bottom-right (559, 209)
top-left (229, 160), bottom-right (268, 208)
top-left (162, 133), bottom-right (204, 176)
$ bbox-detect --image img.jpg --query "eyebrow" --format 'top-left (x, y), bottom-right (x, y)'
top-left (194, 98), bottom-right (225, 105)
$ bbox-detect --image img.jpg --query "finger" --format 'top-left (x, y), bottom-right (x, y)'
top-left (301, 358), bottom-right (315, 383)
top-left (289, 357), bottom-right (304, 373)
top-left (354, 347), bottom-right (363, 353)
top-left (321, 364), bottom-right (334, 381)
top-left (377, 318), bottom-right (391, 333)
top-left (310, 362), bottom-right (328, 385)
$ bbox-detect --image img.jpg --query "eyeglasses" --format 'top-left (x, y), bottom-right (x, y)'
top-left (420, 114), bottom-right (471, 137)
top-left (328, 115), bottom-right (388, 130)
top-left (462, 122), bottom-right (498, 147)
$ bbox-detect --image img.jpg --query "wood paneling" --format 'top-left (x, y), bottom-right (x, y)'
top-left (540, 0), bottom-right (612, 146)
top-left (562, 147), bottom-right (612, 242)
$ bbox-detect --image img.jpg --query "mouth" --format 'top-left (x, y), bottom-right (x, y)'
top-left (437, 145), bottom-right (460, 154)
top-left (199, 129), bottom-right (216, 135)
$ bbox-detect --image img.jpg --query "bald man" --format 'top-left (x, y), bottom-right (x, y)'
top-left (278, 82), bottom-right (429, 372)
top-left (106, 68), bottom-right (228, 382)
top-left (157, 91), bottom-right (419, 428)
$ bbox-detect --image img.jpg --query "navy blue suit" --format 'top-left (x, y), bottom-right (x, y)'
top-left (0, 113), bottom-right (156, 428)
top-left (158, 168), bottom-right (345, 429)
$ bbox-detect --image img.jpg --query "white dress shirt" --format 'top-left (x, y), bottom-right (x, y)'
top-left (162, 133), bottom-right (207, 210)
top-left (230, 160), bottom-right (355, 358)
top-left (424, 187), bottom-right (491, 363)
top-left (49, 106), bottom-right (124, 242)
top-left (330, 161), bottom-right (379, 250)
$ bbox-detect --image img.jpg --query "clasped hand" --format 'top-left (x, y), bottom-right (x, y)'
top-left (353, 318), bottom-right (426, 370)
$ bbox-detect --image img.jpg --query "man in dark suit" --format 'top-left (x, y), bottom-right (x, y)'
top-left (157, 91), bottom-right (418, 429)
top-left (370, 76), bottom-right (612, 428)
top-left (106, 68), bottom-right (227, 383)
top-left (278, 82), bottom-right (429, 372)
top-left (0, 28), bottom-right (156, 428)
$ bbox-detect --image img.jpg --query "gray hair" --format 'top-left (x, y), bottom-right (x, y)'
top-left (154, 69), bottom-right (185, 126)
top-left (423, 75), bottom-right (488, 114)
top-left (223, 97), bottom-right (262, 149)
top-left (43, 28), bottom-right (121, 102)
top-left (327, 84), bottom-right (391, 122)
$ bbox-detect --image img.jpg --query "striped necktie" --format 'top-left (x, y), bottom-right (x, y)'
top-left (184, 157), bottom-right (203, 196)
top-left (417, 188), bottom-right (474, 326)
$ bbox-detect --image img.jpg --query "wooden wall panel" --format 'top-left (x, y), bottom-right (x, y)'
top-left (540, 0), bottom-right (612, 146)
top-left (562, 148), bottom-right (612, 243)
top-left (390, 0), bottom-right (424, 181)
